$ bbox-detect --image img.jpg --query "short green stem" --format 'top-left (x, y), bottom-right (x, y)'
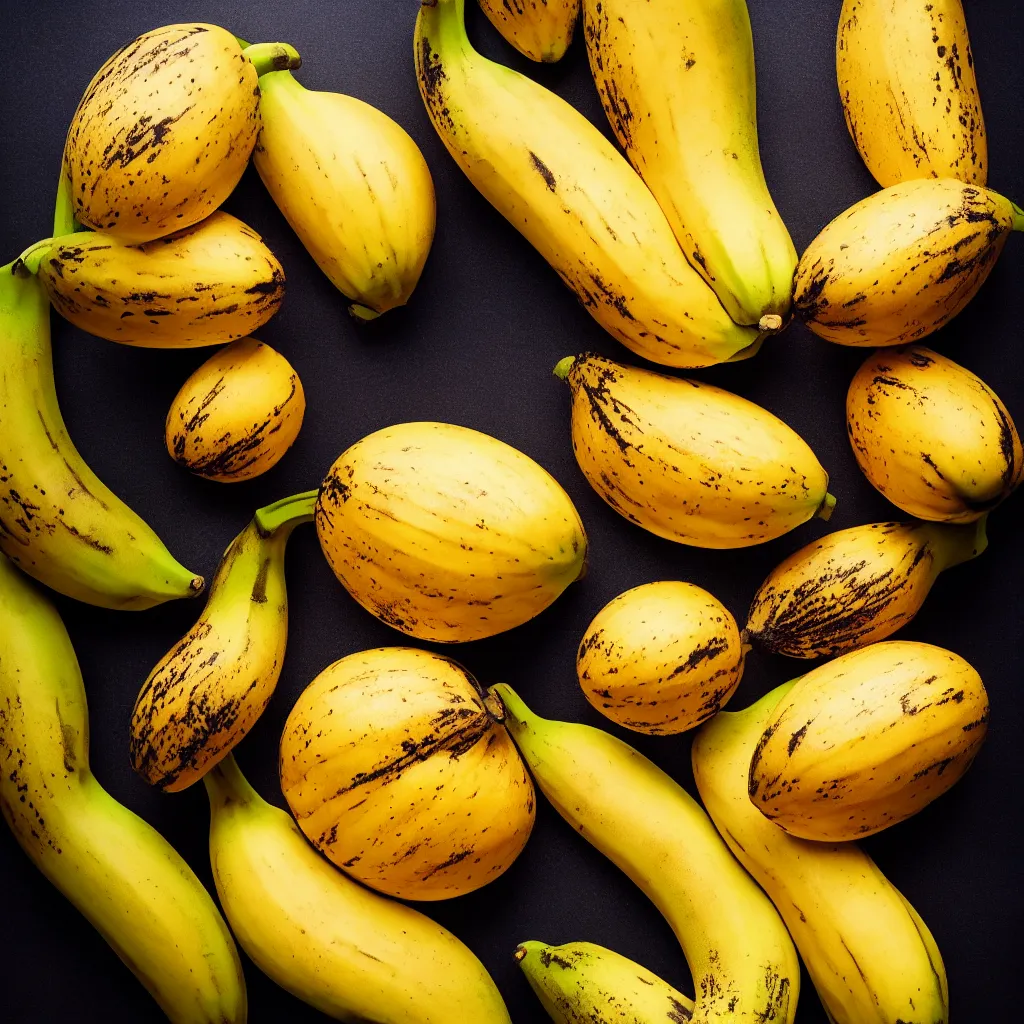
top-left (349, 303), bottom-right (382, 322)
top-left (930, 514), bottom-right (989, 571)
top-left (15, 238), bottom-right (56, 275)
top-left (53, 163), bottom-right (80, 237)
top-left (243, 42), bottom-right (302, 77)
top-left (489, 683), bottom-right (535, 734)
top-left (203, 753), bottom-right (259, 809)
top-left (815, 493), bottom-right (837, 522)
top-left (254, 490), bottom-right (318, 536)
top-left (553, 356), bottom-right (576, 381)
top-left (1011, 201), bottom-right (1024, 233)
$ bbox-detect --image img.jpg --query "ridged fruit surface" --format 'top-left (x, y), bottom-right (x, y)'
top-left (748, 641), bottom-right (989, 841)
top-left (280, 647), bottom-right (535, 900)
top-left (478, 0), bottom-right (579, 62)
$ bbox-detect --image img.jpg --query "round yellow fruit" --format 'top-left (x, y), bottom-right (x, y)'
top-left (166, 338), bottom-right (305, 482)
top-left (279, 647), bottom-right (535, 900)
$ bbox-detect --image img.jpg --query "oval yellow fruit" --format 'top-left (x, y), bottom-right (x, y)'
top-left (578, 581), bottom-right (745, 735)
top-left (279, 647), bottom-right (535, 900)
top-left (166, 338), bottom-right (304, 482)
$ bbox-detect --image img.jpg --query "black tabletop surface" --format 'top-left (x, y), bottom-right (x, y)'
top-left (0, 1), bottom-right (1021, 1020)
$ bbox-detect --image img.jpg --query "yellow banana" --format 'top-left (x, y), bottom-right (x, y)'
top-left (314, 421), bottom-right (587, 642)
top-left (254, 70), bottom-right (436, 319)
top-left (130, 492), bottom-right (315, 792)
top-left (748, 640), bottom-right (988, 841)
top-left (206, 754), bottom-right (513, 1022)
top-left (794, 178), bottom-right (1022, 346)
top-left (0, 552), bottom-right (246, 1023)
top-left (745, 517), bottom-right (988, 658)
top-left (583, 0), bottom-right (796, 325)
top-left (478, 0), bottom-right (580, 62)
top-left (555, 352), bottom-right (834, 548)
top-left (837, 0), bottom-right (986, 187)
top-left (693, 684), bottom-right (949, 1024)
top-left (415, 0), bottom-right (770, 369)
top-left (847, 345), bottom-right (1023, 521)
top-left (493, 683), bottom-right (800, 1024)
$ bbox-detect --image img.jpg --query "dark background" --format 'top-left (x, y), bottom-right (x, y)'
top-left (1, 0), bottom-right (1021, 1020)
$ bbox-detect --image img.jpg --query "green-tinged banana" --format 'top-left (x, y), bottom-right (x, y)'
top-left (515, 940), bottom-right (694, 1023)
top-left (794, 179), bottom-right (1022, 345)
top-left (61, 24), bottom-right (300, 243)
top-left (837, 0), bottom-right (986, 187)
top-left (555, 352), bottom-right (834, 548)
top-left (478, 0), bottom-right (580, 62)
top-left (748, 640), bottom-right (988, 841)
top-left (254, 70), bottom-right (435, 319)
top-left (206, 754), bottom-right (513, 1023)
top-left (415, 0), bottom-right (771, 369)
top-left (130, 492), bottom-right (315, 792)
top-left (578, 581), bottom-right (746, 734)
top-left (0, 260), bottom-right (202, 609)
top-left (583, 0), bottom-right (796, 326)
top-left (693, 684), bottom-right (949, 1024)
top-left (0, 552), bottom-right (246, 1023)
top-left (493, 683), bottom-right (799, 1024)
top-left (314, 421), bottom-right (587, 642)
top-left (32, 210), bottom-right (285, 348)
top-left (847, 345), bottom-right (1023, 521)
top-left (745, 517), bottom-right (988, 658)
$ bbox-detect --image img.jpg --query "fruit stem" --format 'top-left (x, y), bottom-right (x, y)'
top-left (488, 683), bottom-right (539, 737)
top-left (553, 356), bottom-right (576, 381)
top-left (931, 514), bottom-right (989, 571)
top-left (53, 163), bottom-right (80, 237)
top-left (815, 493), bottom-right (837, 522)
top-left (203, 753), bottom-right (260, 810)
top-left (254, 490), bottom-right (318, 537)
top-left (15, 238), bottom-right (56, 276)
top-left (1011, 201), bottom-right (1024, 232)
top-left (349, 303), bottom-right (382, 322)
top-left (243, 42), bottom-right (302, 77)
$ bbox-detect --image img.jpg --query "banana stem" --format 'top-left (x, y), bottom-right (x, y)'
top-left (1011, 201), bottom-right (1024, 232)
top-left (488, 683), bottom-right (537, 735)
top-left (243, 42), bottom-right (302, 77)
top-left (349, 303), bottom-right (382, 322)
top-left (815, 493), bottom-right (838, 522)
top-left (553, 356), bottom-right (577, 381)
top-left (930, 514), bottom-right (989, 571)
top-left (203, 753), bottom-right (259, 810)
top-left (15, 238), bottom-right (57, 275)
top-left (254, 490), bottom-right (318, 536)
top-left (53, 163), bottom-right (80, 237)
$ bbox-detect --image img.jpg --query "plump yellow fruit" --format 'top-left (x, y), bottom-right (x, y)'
top-left (837, 0), bottom-right (986, 187)
top-left (478, 0), bottom-right (579, 62)
top-left (794, 179), bottom-right (1021, 346)
top-left (38, 211), bottom-right (285, 348)
top-left (314, 422), bottom-right (587, 642)
top-left (166, 338), bottom-right (305, 482)
top-left (280, 647), bottom-right (535, 900)
top-left (578, 581), bottom-right (746, 735)
top-left (748, 641), bottom-right (988, 841)
top-left (847, 346), bottom-right (1023, 521)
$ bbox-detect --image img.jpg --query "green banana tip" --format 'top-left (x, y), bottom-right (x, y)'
top-left (1010, 200), bottom-right (1024, 232)
top-left (553, 356), bottom-right (577, 381)
top-left (189, 575), bottom-right (206, 596)
top-left (513, 941), bottom-right (546, 962)
top-left (349, 303), bottom-right (383, 322)
top-left (816, 493), bottom-right (838, 522)
top-left (14, 238), bottom-right (56, 275)
top-left (244, 41), bottom-right (302, 77)
top-left (253, 489), bottom-right (318, 536)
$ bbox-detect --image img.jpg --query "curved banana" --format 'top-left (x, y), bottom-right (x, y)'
top-left (493, 683), bottom-right (800, 1024)
top-left (837, 0), bottom-right (986, 187)
top-left (0, 259), bottom-right (202, 609)
top-left (693, 684), bottom-right (949, 1024)
top-left (794, 179), bottom-right (1022, 346)
top-left (745, 517), bottom-right (988, 658)
top-left (583, 0), bottom-right (796, 325)
top-left (478, 0), bottom-right (579, 62)
top-left (205, 754), bottom-right (512, 1022)
top-left (254, 70), bottom-right (436, 319)
top-left (847, 345), bottom-right (1023, 521)
top-left (0, 552), bottom-right (246, 1023)
top-left (415, 0), bottom-right (769, 369)
top-left (556, 352), bottom-right (833, 548)
top-left (515, 940), bottom-right (694, 1023)
top-left (130, 492), bottom-right (315, 792)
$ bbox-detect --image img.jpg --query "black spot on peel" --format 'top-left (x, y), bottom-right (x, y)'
top-left (529, 152), bottom-right (557, 192)
top-left (251, 558), bottom-right (271, 604)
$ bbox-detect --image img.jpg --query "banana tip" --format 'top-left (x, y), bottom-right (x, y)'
top-left (758, 313), bottom-right (784, 332)
top-left (189, 575), bottom-right (206, 596)
top-left (513, 945), bottom-right (528, 962)
top-left (816, 493), bottom-right (837, 522)
top-left (553, 355), bottom-right (576, 381)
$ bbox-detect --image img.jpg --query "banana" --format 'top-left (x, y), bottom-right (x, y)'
top-left (130, 492), bottom-right (315, 792)
top-left (254, 70), bottom-right (436, 319)
top-left (415, 0), bottom-right (770, 369)
top-left (515, 939), bottom-right (694, 1023)
top-left (847, 345), bottom-right (1023, 521)
top-left (578, 580), bottom-right (746, 734)
top-left (837, 0), bottom-right (986, 187)
top-left (478, 0), bottom-right (580, 62)
top-left (0, 552), bottom-right (246, 1023)
top-left (205, 753), bottom-right (513, 1022)
top-left (62, 24), bottom-right (300, 243)
top-left (0, 259), bottom-right (203, 609)
top-left (280, 647), bottom-right (535, 900)
top-left (693, 684), bottom-right (949, 1024)
top-left (582, 0), bottom-right (796, 326)
top-left (33, 211), bottom-right (285, 348)
top-left (748, 640), bottom-right (988, 841)
top-left (493, 683), bottom-right (800, 1024)
top-left (794, 178), bottom-right (1022, 346)
top-left (555, 352), bottom-right (834, 548)
top-left (314, 421), bottom-right (587, 642)
top-left (745, 517), bottom-right (988, 658)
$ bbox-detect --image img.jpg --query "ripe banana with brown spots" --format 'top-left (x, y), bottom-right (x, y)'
top-left (694, 684), bottom-right (949, 1024)
top-left (748, 640), bottom-right (989, 841)
top-left (837, 0), bottom-right (986, 187)
top-left (745, 517), bottom-right (988, 658)
top-left (794, 178), bottom-right (1022, 346)
top-left (478, 0), bottom-right (580, 62)
top-left (493, 683), bottom-right (799, 1024)
top-left (583, 0), bottom-right (797, 326)
top-left (415, 0), bottom-right (772, 369)
top-left (847, 345), bottom-right (1023, 521)
top-left (554, 352), bottom-right (834, 548)
top-left (130, 492), bottom-right (315, 793)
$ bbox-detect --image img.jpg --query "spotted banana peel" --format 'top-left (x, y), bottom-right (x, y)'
top-left (477, 0), bottom-right (580, 62)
